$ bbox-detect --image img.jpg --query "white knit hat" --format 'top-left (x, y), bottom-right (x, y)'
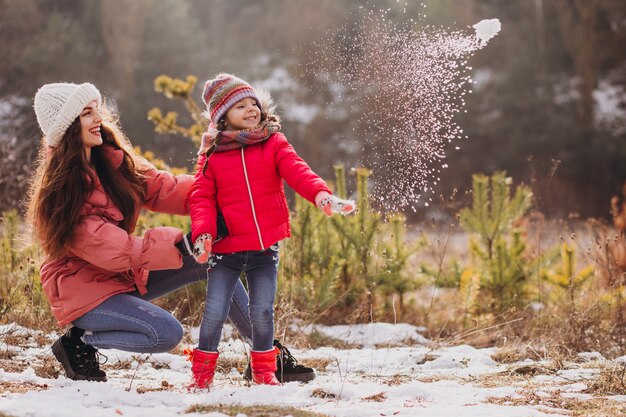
top-left (34, 82), bottom-right (102, 147)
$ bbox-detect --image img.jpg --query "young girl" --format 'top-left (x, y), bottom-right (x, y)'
top-left (28, 82), bottom-right (314, 384)
top-left (187, 73), bottom-right (354, 388)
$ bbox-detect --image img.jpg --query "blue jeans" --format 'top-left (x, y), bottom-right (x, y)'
top-left (73, 256), bottom-right (253, 353)
top-left (199, 247), bottom-right (279, 352)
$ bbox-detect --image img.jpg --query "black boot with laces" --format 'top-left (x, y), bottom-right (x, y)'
top-left (243, 339), bottom-right (316, 383)
top-left (51, 327), bottom-right (107, 382)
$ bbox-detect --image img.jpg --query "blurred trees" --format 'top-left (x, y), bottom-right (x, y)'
top-left (449, 0), bottom-right (626, 217)
top-left (0, 0), bottom-right (624, 218)
top-left (101, 0), bottom-right (149, 95)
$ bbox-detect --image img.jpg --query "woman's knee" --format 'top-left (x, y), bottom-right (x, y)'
top-left (154, 317), bottom-right (184, 352)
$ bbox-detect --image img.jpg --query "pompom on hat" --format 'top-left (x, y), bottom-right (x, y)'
top-left (34, 82), bottom-right (102, 147)
top-left (202, 73), bottom-right (260, 125)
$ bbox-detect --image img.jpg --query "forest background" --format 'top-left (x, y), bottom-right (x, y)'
top-left (1, 0), bottom-right (626, 358)
top-left (1, 0), bottom-right (625, 219)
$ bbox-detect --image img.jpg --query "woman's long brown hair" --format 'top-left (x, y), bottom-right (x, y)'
top-left (26, 103), bottom-right (147, 258)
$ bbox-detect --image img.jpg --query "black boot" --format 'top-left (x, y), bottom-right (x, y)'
top-left (243, 339), bottom-right (316, 383)
top-left (51, 327), bottom-right (107, 382)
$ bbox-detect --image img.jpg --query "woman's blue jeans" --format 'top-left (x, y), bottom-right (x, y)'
top-left (199, 247), bottom-right (279, 352)
top-left (73, 256), bottom-right (253, 353)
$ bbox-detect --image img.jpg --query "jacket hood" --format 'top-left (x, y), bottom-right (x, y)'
top-left (256, 88), bottom-right (281, 124)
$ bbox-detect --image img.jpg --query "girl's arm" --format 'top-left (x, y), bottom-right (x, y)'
top-left (189, 155), bottom-right (218, 243)
top-left (142, 167), bottom-right (194, 215)
top-left (273, 133), bottom-right (331, 203)
top-left (70, 215), bottom-right (183, 272)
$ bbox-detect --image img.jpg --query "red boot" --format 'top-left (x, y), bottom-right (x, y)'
top-left (185, 348), bottom-right (219, 389)
top-left (250, 348), bottom-right (281, 385)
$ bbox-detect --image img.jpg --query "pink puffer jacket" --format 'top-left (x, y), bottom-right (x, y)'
top-left (190, 132), bottom-right (331, 253)
top-left (40, 145), bottom-right (194, 326)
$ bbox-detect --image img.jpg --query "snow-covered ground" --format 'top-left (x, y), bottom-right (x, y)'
top-left (0, 322), bottom-right (623, 417)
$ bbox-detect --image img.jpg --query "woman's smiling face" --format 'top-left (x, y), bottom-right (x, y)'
top-left (80, 100), bottom-right (103, 150)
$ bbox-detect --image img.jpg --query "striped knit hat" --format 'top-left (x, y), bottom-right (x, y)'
top-left (202, 73), bottom-right (260, 125)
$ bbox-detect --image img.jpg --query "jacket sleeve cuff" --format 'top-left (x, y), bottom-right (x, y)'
top-left (130, 237), bottom-right (144, 269)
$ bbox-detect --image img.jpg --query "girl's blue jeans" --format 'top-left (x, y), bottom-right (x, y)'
top-left (73, 256), bottom-right (253, 353)
top-left (199, 247), bottom-right (279, 352)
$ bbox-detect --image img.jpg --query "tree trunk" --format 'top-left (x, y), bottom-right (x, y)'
top-left (100, 0), bottom-right (149, 97)
top-left (553, 0), bottom-right (597, 137)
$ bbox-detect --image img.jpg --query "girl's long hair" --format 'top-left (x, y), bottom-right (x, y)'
top-left (26, 102), bottom-right (147, 258)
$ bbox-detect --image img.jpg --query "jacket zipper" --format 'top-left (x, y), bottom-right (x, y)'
top-left (241, 148), bottom-right (265, 249)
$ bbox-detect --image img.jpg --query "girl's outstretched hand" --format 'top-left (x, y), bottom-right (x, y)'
top-left (193, 233), bottom-right (213, 264)
top-left (315, 191), bottom-right (356, 217)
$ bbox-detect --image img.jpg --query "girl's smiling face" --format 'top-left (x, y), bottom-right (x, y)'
top-left (223, 98), bottom-right (261, 131)
top-left (80, 100), bottom-right (103, 150)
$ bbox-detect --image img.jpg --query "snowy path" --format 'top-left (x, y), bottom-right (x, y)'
top-left (0, 323), bottom-right (623, 416)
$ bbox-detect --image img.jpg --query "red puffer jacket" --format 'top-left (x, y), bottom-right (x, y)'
top-left (190, 132), bottom-right (331, 253)
top-left (40, 145), bottom-right (194, 326)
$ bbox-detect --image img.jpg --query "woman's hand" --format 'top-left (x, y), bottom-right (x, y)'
top-left (315, 191), bottom-right (356, 216)
top-left (175, 231), bottom-right (193, 257)
top-left (193, 233), bottom-right (213, 264)
top-left (141, 227), bottom-right (184, 270)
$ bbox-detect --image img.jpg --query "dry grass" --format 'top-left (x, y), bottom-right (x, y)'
top-left (32, 356), bottom-right (60, 379)
top-left (491, 344), bottom-right (547, 364)
top-left (361, 392), bottom-right (387, 402)
top-left (0, 347), bottom-right (16, 360)
top-left (302, 357), bottom-right (332, 373)
top-left (583, 363), bottom-right (626, 395)
top-left (413, 374), bottom-right (457, 384)
top-left (311, 388), bottom-right (339, 399)
top-left (470, 364), bottom-right (562, 390)
top-left (374, 337), bottom-right (424, 349)
top-left (0, 380), bottom-right (50, 394)
top-left (0, 358), bottom-right (27, 374)
top-left (305, 329), bottom-right (361, 350)
top-left (10, 356), bottom-right (60, 379)
top-left (104, 359), bottom-right (134, 371)
top-left (413, 374), bottom-right (459, 384)
top-left (135, 380), bottom-right (175, 394)
top-left (0, 305), bottom-right (56, 334)
top-left (507, 363), bottom-right (560, 377)
top-left (0, 322), bottom-right (56, 381)
top-left (423, 300), bottom-right (625, 364)
top-left (216, 356), bottom-right (247, 374)
top-left (487, 390), bottom-right (626, 417)
top-left (1, 304), bottom-right (625, 417)
top-left (401, 218), bottom-right (626, 361)
top-left (381, 374), bottom-right (413, 386)
top-left (0, 326), bottom-right (50, 349)
top-left (186, 404), bottom-right (329, 417)
top-left (416, 352), bottom-right (439, 364)
top-left (471, 372), bottom-right (536, 389)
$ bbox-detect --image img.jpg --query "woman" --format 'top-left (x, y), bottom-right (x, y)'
top-left (27, 82), bottom-right (314, 383)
